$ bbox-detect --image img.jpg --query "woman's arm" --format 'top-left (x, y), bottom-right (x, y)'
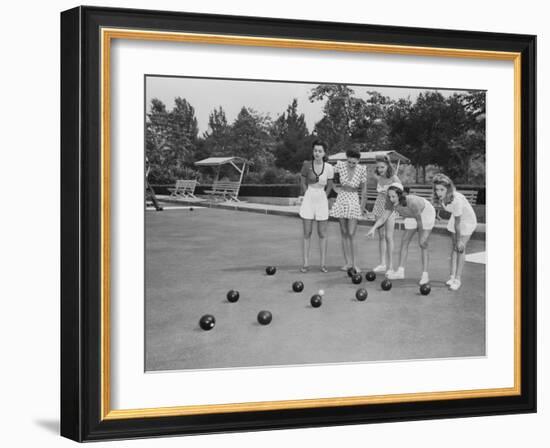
top-left (300, 176), bottom-right (307, 196)
top-left (359, 180), bottom-right (367, 212)
top-left (325, 178), bottom-right (334, 198)
top-left (366, 210), bottom-right (392, 237)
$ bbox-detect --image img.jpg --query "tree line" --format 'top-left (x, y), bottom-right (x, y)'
top-left (145, 85), bottom-right (485, 185)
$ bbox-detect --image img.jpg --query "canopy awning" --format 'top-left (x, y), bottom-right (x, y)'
top-left (194, 157), bottom-right (248, 167)
top-left (194, 156), bottom-right (250, 183)
top-left (328, 150), bottom-right (410, 164)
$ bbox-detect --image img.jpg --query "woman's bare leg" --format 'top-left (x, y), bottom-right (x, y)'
top-left (455, 234), bottom-right (472, 281)
top-left (339, 219), bottom-right (351, 267)
top-left (385, 214), bottom-right (396, 270)
top-left (317, 220), bottom-right (329, 268)
top-left (347, 219), bottom-right (359, 269)
top-left (450, 233), bottom-right (458, 278)
top-left (418, 229), bottom-right (432, 273)
top-left (377, 226), bottom-right (387, 266)
top-left (397, 229), bottom-right (416, 269)
top-left (302, 219), bottom-right (313, 268)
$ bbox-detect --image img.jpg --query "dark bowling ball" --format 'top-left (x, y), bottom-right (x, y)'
top-left (189, 207), bottom-right (194, 211)
top-left (266, 266), bottom-right (277, 275)
top-left (365, 271), bottom-right (376, 282)
top-left (199, 314), bottom-right (216, 331)
top-left (310, 294), bottom-right (322, 308)
top-left (292, 281), bottom-right (304, 292)
top-left (420, 283), bottom-right (432, 296)
top-left (355, 288), bottom-right (368, 301)
top-left (347, 267), bottom-right (357, 277)
top-left (351, 273), bottom-right (363, 284)
top-left (257, 310), bottom-right (273, 325)
top-left (226, 290), bottom-right (240, 303)
top-left (381, 279), bottom-right (393, 291)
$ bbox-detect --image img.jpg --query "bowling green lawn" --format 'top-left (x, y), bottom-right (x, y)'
top-left (145, 207), bottom-right (486, 371)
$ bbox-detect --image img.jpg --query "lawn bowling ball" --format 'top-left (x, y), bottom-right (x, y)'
top-left (381, 279), bottom-right (393, 291)
top-left (351, 273), bottom-right (363, 284)
top-left (226, 290), bottom-right (240, 303)
top-left (318, 289), bottom-right (325, 296)
top-left (199, 314), bottom-right (215, 331)
top-left (266, 266), bottom-right (277, 275)
top-left (347, 267), bottom-right (358, 277)
top-left (292, 281), bottom-right (304, 292)
top-left (189, 207), bottom-right (194, 211)
top-left (310, 294), bottom-right (322, 308)
top-left (355, 288), bottom-right (368, 301)
top-left (365, 271), bottom-right (376, 282)
top-left (420, 284), bottom-right (432, 296)
top-left (257, 310), bottom-right (273, 325)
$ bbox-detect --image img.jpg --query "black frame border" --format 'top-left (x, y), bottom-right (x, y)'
top-left (61, 6), bottom-right (536, 442)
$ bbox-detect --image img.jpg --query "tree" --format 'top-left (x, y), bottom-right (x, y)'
top-left (229, 107), bottom-right (276, 174)
top-left (386, 91), bottom-right (485, 184)
top-left (145, 98), bottom-right (171, 183)
top-left (445, 91), bottom-right (486, 183)
top-left (309, 84), bottom-right (361, 153)
top-left (169, 97), bottom-right (199, 165)
top-left (145, 97), bottom-right (199, 183)
top-left (203, 106), bottom-right (231, 156)
top-left (272, 99), bottom-right (312, 171)
top-left (351, 91), bottom-right (392, 151)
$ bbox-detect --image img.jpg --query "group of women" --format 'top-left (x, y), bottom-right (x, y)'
top-left (298, 140), bottom-right (478, 291)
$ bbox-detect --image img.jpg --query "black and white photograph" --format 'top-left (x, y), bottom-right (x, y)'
top-left (144, 75), bottom-right (487, 372)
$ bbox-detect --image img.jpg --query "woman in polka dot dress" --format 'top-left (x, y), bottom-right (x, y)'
top-left (330, 147), bottom-right (367, 272)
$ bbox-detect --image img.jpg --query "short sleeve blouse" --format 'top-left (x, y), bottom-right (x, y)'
top-left (335, 161), bottom-right (367, 189)
top-left (300, 161), bottom-right (334, 187)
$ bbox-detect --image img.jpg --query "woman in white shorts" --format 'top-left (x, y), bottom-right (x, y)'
top-left (298, 140), bottom-right (334, 273)
top-left (432, 174), bottom-right (478, 291)
top-left (366, 183), bottom-right (435, 285)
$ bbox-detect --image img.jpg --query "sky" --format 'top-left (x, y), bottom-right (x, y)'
top-left (145, 75), bottom-right (473, 134)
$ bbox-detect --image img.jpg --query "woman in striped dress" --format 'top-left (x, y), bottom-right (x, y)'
top-left (371, 155), bottom-right (401, 274)
top-left (330, 147), bottom-right (367, 272)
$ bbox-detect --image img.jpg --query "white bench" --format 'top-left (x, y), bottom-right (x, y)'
top-left (204, 181), bottom-right (242, 202)
top-left (168, 179), bottom-right (198, 199)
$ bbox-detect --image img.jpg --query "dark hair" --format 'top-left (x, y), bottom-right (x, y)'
top-left (345, 147), bottom-right (361, 160)
top-left (388, 185), bottom-right (407, 206)
top-left (432, 173), bottom-right (456, 205)
top-left (311, 140), bottom-right (328, 162)
top-left (375, 155), bottom-right (395, 178)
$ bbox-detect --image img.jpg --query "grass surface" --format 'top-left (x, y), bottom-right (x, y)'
top-left (145, 208), bottom-right (486, 371)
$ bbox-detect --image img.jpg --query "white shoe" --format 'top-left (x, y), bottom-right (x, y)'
top-left (449, 279), bottom-right (462, 291)
top-left (445, 276), bottom-right (455, 286)
top-left (373, 264), bottom-right (387, 273)
top-left (387, 267), bottom-right (404, 280)
top-left (419, 272), bottom-right (429, 285)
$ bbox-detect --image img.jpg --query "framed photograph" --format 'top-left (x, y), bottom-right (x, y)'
top-left (60, 6), bottom-right (536, 442)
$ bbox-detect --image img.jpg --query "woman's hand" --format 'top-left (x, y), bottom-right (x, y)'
top-left (366, 227), bottom-right (376, 239)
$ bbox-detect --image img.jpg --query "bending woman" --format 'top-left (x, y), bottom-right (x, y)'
top-left (329, 147), bottom-right (367, 272)
top-left (366, 183), bottom-right (435, 285)
top-left (432, 174), bottom-right (478, 291)
top-left (298, 140), bottom-right (334, 273)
